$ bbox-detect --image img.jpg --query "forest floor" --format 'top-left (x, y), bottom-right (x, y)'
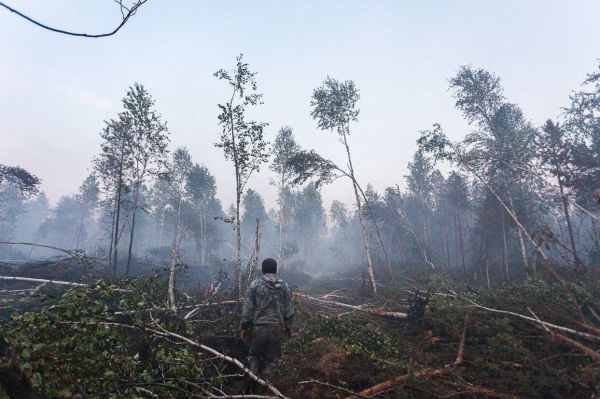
top-left (0, 261), bottom-right (599, 398)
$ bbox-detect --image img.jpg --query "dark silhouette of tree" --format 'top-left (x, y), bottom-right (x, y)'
top-left (0, 164), bottom-right (40, 199)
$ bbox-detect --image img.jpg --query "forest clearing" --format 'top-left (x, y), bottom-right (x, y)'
top-left (1, 1), bottom-right (600, 398)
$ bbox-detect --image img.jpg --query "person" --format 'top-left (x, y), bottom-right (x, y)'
top-left (241, 258), bottom-right (294, 388)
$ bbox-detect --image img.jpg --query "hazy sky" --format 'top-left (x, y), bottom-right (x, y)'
top-left (2, 0), bottom-right (600, 212)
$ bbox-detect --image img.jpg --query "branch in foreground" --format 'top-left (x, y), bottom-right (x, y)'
top-left (144, 325), bottom-right (289, 399)
top-left (0, 0), bottom-right (148, 38)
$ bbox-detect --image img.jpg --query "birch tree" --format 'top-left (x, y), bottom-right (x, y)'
top-left (310, 77), bottom-right (377, 295)
top-left (214, 54), bottom-right (269, 300)
top-left (94, 117), bottom-right (133, 276)
top-left (448, 66), bottom-right (537, 274)
top-left (121, 83), bottom-right (169, 275)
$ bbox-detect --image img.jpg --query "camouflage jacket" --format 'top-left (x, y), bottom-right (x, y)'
top-left (241, 274), bottom-right (294, 330)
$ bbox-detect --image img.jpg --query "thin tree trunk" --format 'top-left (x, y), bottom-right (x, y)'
top-left (342, 132), bottom-right (377, 295)
top-left (167, 196), bottom-right (182, 312)
top-left (453, 211), bottom-right (459, 269)
top-left (94, 222), bottom-right (101, 259)
top-left (456, 208), bottom-right (466, 273)
top-left (125, 186), bottom-right (140, 275)
top-left (501, 209), bottom-right (509, 282)
top-left (421, 201), bottom-right (428, 249)
top-left (75, 206), bottom-right (85, 249)
top-left (228, 100), bottom-right (243, 303)
top-left (111, 149), bottom-right (125, 277)
top-left (108, 204), bottom-right (115, 269)
top-left (200, 207), bottom-right (206, 266)
top-left (444, 220), bottom-right (451, 268)
top-left (486, 258), bottom-right (491, 290)
top-left (352, 181), bottom-right (394, 280)
top-left (168, 249), bottom-right (177, 312)
top-left (277, 175), bottom-right (285, 270)
top-left (254, 218), bottom-right (260, 276)
top-left (557, 175), bottom-right (581, 269)
top-left (508, 192), bottom-right (529, 272)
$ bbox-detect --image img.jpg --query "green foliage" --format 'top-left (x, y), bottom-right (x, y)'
top-left (214, 54), bottom-right (270, 190)
top-left (310, 77), bottom-right (360, 136)
top-left (289, 315), bottom-right (400, 361)
top-left (1, 278), bottom-right (211, 398)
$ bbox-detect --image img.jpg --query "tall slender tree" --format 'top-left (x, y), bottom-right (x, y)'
top-left (214, 54), bottom-right (269, 300)
top-left (310, 76), bottom-right (377, 295)
top-left (445, 172), bottom-right (470, 272)
top-left (537, 120), bottom-right (582, 269)
top-left (166, 147), bottom-right (193, 311)
top-left (405, 149), bottom-right (435, 251)
top-left (448, 66), bottom-right (537, 273)
top-left (186, 164), bottom-right (217, 266)
top-left (122, 83), bottom-right (170, 275)
top-left (94, 117), bottom-right (132, 276)
top-left (74, 174), bottom-right (100, 249)
top-left (270, 126), bottom-right (300, 269)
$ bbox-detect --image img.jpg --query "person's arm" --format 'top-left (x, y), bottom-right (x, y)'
top-left (240, 283), bottom-right (255, 334)
top-left (283, 284), bottom-right (295, 335)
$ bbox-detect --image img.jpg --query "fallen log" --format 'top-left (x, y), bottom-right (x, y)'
top-left (184, 300), bottom-right (240, 320)
top-left (454, 313), bottom-right (469, 365)
top-left (346, 367), bottom-right (446, 398)
top-left (442, 380), bottom-right (522, 399)
top-left (299, 379), bottom-right (371, 399)
top-left (294, 292), bottom-right (408, 319)
top-left (0, 276), bottom-right (88, 287)
top-left (346, 314), bottom-right (469, 399)
top-left (528, 307), bottom-right (600, 362)
top-left (467, 299), bottom-right (600, 342)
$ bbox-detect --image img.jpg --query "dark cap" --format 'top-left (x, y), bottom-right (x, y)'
top-left (262, 258), bottom-right (277, 274)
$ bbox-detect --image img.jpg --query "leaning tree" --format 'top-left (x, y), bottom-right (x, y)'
top-left (310, 77), bottom-right (378, 295)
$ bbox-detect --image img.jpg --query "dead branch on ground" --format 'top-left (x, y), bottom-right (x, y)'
top-left (294, 292), bottom-right (408, 319)
top-left (0, 276), bottom-right (88, 287)
top-left (299, 379), bottom-right (371, 399)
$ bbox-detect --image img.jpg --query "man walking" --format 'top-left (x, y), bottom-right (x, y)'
top-left (241, 258), bottom-right (294, 389)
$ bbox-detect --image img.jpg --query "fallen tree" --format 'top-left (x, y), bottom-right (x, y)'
top-left (294, 292), bottom-right (408, 319)
top-left (0, 277), bottom-right (289, 398)
top-left (0, 276), bottom-right (88, 287)
top-left (344, 314), bottom-right (520, 399)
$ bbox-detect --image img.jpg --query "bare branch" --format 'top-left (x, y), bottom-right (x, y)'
top-left (0, 0), bottom-right (148, 38)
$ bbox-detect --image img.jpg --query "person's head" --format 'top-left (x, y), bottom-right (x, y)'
top-left (262, 258), bottom-right (277, 274)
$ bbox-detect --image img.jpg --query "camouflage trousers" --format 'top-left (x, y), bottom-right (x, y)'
top-left (247, 324), bottom-right (283, 391)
